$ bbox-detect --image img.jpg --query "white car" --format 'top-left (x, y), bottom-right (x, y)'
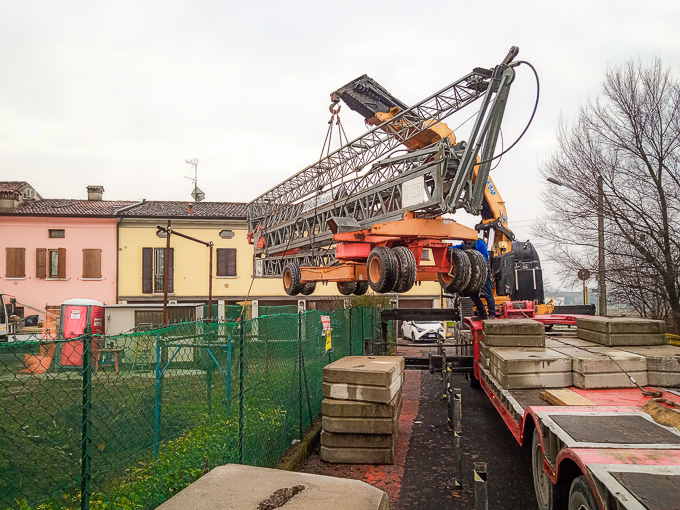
top-left (401, 321), bottom-right (445, 342)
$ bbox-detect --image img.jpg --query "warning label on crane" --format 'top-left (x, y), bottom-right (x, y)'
top-left (302, 190), bottom-right (333, 213)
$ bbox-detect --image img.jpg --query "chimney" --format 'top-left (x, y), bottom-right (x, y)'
top-left (87, 185), bottom-right (104, 201)
top-left (188, 202), bottom-right (194, 215)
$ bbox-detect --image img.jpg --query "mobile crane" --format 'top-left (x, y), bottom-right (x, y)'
top-left (247, 46), bottom-right (544, 309)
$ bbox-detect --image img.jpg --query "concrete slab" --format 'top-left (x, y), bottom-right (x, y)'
top-left (483, 333), bottom-right (545, 348)
top-left (323, 372), bottom-right (404, 404)
top-left (489, 362), bottom-right (572, 389)
top-left (320, 445), bottom-right (395, 465)
top-left (577, 328), bottom-right (666, 346)
top-left (614, 345), bottom-right (680, 372)
top-left (479, 341), bottom-right (490, 369)
top-left (322, 391), bottom-right (401, 419)
top-left (322, 400), bottom-right (401, 435)
top-left (648, 371), bottom-right (680, 387)
top-left (548, 346), bottom-right (647, 374)
top-left (321, 430), bottom-right (396, 449)
top-left (572, 371), bottom-right (648, 390)
top-left (550, 336), bottom-right (600, 348)
top-left (487, 347), bottom-right (572, 374)
top-left (323, 356), bottom-right (405, 387)
top-left (576, 316), bottom-right (666, 335)
top-left (156, 464), bottom-right (389, 510)
top-left (545, 338), bottom-right (568, 348)
top-left (482, 318), bottom-right (544, 336)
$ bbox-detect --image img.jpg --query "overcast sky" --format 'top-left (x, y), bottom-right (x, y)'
top-left (2, 0), bottom-right (679, 289)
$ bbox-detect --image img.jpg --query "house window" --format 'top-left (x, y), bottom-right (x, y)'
top-left (5, 248), bottom-right (25, 278)
top-left (35, 248), bottom-right (65, 279)
top-left (216, 248), bottom-right (237, 277)
top-left (142, 247), bottom-right (174, 294)
top-left (49, 229), bottom-right (65, 238)
top-left (219, 230), bottom-right (235, 239)
top-left (82, 249), bottom-right (102, 279)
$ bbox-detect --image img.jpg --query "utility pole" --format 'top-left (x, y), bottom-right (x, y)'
top-left (597, 176), bottom-right (607, 316)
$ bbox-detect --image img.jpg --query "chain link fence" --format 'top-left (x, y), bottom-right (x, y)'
top-left (0, 306), bottom-right (381, 510)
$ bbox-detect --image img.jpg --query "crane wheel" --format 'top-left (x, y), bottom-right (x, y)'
top-left (463, 249), bottom-right (487, 294)
top-left (354, 281), bottom-right (369, 295)
top-left (300, 282), bottom-right (316, 295)
top-left (392, 246), bottom-right (417, 293)
top-left (282, 262), bottom-right (303, 296)
top-left (438, 249), bottom-right (471, 293)
top-left (367, 246), bottom-right (399, 293)
top-left (337, 281), bottom-right (357, 296)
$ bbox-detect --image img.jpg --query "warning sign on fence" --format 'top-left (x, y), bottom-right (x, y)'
top-left (320, 315), bottom-right (331, 331)
top-left (325, 329), bottom-right (332, 351)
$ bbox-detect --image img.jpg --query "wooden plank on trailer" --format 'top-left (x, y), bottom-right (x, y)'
top-left (539, 388), bottom-right (596, 406)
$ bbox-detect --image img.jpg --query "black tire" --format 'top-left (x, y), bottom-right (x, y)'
top-left (337, 281), bottom-right (357, 296)
top-left (438, 248), bottom-right (471, 293)
top-left (282, 262), bottom-right (303, 296)
top-left (300, 282), bottom-right (316, 295)
top-left (532, 429), bottom-right (557, 510)
top-left (568, 476), bottom-right (598, 510)
top-left (463, 249), bottom-right (487, 294)
top-left (367, 246), bottom-right (399, 293)
top-left (392, 246), bottom-right (417, 293)
top-left (411, 332), bottom-right (416, 343)
top-left (354, 281), bottom-right (369, 295)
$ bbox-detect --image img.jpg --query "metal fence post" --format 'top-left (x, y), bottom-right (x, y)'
top-left (453, 387), bottom-right (462, 491)
top-left (474, 462), bottom-right (488, 510)
top-left (238, 322), bottom-right (245, 464)
top-left (154, 335), bottom-right (161, 460)
top-left (349, 308), bottom-right (353, 356)
top-left (298, 312), bottom-right (303, 439)
top-left (80, 327), bottom-right (92, 510)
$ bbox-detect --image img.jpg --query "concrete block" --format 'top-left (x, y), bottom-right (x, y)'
top-left (648, 371), bottom-right (680, 387)
top-left (479, 341), bottom-right (490, 369)
top-left (489, 362), bottom-right (572, 389)
top-left (577, 328), bottom-right (666, 346)
top-left (323, 372), bottom-right (404, 404)
top-left (614, 345), bottom-right (680, 373)
top-left (322, 391), bottom-right (401, 419)
top-left (321, 430), bottom-right (396, 449)
top-left (156, 464), bottom-right (389, 510)
top-left (323, 356), bottom-right (405, 386)
top-left (487, 347), bottom-right (572, 374)
top-left (549, 346), bottom-right (647, 374)
top-left (320, 445), bottom-right (395, 464)
top-left (483, 333), bottom-right (545, 348)
top-left (572, 371), bottom-right (648, 389)
top-left (483, 318), bottom-right (544, 336)
top-left (576, 316), bottom-right (666, 335)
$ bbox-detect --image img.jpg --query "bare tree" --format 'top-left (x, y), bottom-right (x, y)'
top-left (534, 58), bottom-right (680, 331)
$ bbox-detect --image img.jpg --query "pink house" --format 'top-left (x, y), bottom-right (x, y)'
top-left (0, 183), bottom-right (134, 310)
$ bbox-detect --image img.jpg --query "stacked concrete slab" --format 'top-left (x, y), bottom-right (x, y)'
top-left (617, 345), bottom-right (680, 387)
top-left (576, 317), bottom-right (666, 346)
top-left (483, 319), bottom-right (545, 348)
top-left (487, 346), bottom-right (573, 389)
top-left (320, 356), bottom-right (404, 464)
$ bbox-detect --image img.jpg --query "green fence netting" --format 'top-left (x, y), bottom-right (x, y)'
top-left (0, 307), bottom-right (381, 510)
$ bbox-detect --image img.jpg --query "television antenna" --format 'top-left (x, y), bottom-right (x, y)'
top-left (184, 158), bottom-right (205, 202)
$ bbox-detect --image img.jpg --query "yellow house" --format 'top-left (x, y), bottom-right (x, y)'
top-left (116, 201), bottom-right (441, 308)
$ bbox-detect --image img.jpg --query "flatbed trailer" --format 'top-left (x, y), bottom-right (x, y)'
top-left (465, 317), bottom-right (680, 510)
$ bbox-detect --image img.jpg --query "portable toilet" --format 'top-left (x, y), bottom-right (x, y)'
top-left (58, 298), bottom-right (105, 367)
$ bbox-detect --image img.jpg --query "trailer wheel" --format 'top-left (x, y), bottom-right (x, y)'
top-left (533, 428), bottom-right (556, 510)
top-left (463, 249), bottom-right (487, 294)
top-left (282, 262), bottom-right (303, 296)
top-left (337, 281), bottom-right (357, 296)
top-left (354, 281), bottom-right (369, 296)
top-left (392, 246), bottom-right (417, 293)
top-left (568, 476), bottom-right (598, 510)
top-left (367, 246), bottom-right (399, 293)
top-left (300, 282), bottom-right (316, 296)
top-left (438, 248), bottom-right (471, 293)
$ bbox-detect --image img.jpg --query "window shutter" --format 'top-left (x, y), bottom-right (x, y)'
top-left (142, 248), bottom-right (153, 294)
top-left (6, 248), bottom-right (25, 278)
top-left (226, 248), bottom-right (237, 277)
top-left (167, 248), bottom-right (174, 294)
top-left (216, 249), bottom-right (228, 276)
top-left (57, 248), bottom-right (66, 278)
top-left (82, 249), bottom-right (101, 278)
top-left (36, 248), bottom-right (47, 279)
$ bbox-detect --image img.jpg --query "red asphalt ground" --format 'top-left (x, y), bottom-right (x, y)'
top-left (300, 347), bottom-right (423, 507)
